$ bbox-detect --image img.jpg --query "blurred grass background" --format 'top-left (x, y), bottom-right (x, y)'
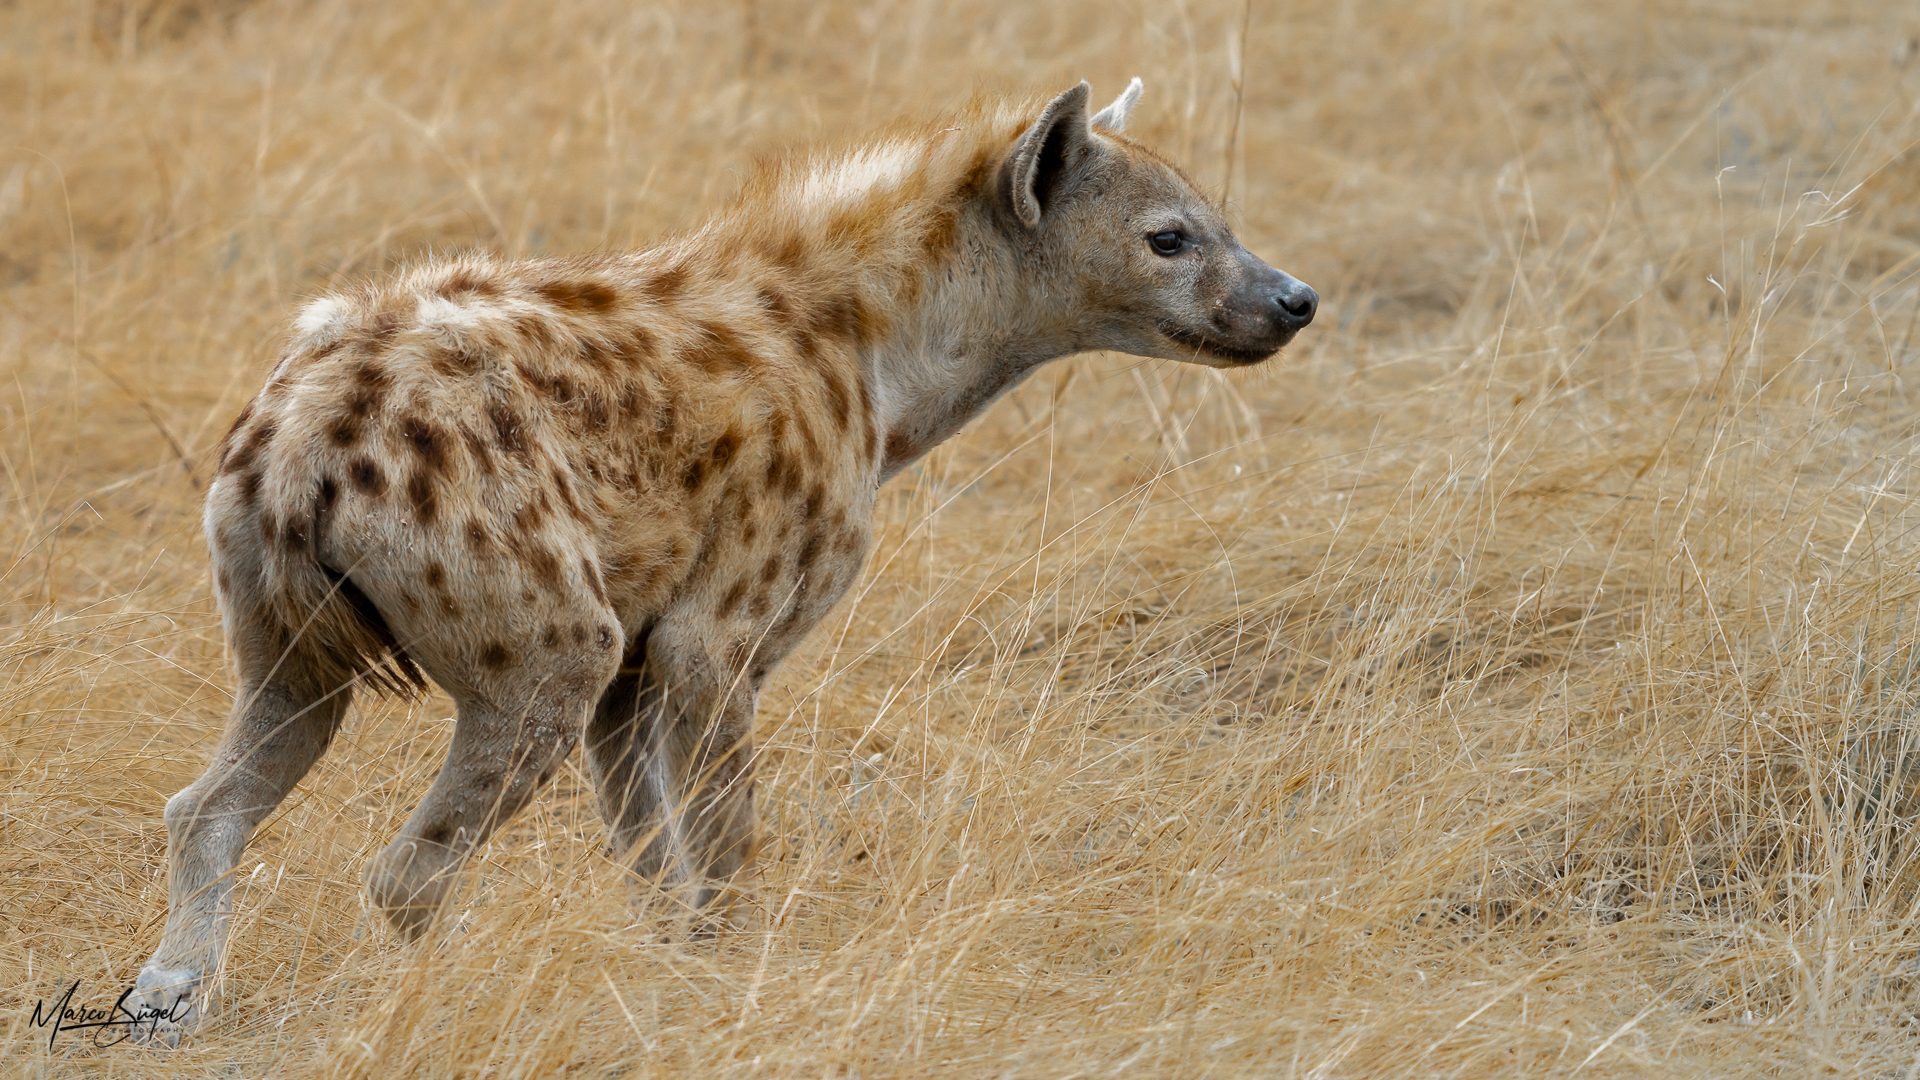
top-left (4, 0), bottom-right (1920, 1075)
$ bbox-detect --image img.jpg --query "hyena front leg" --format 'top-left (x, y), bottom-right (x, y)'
top-left (591, 616), bottom-right (762, 921)
top-left (129, 643), bottom-right (351, 1044)
top-left (586, 651), bottom-right (687, 888)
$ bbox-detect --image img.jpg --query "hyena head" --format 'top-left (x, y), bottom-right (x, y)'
top-left (997, 80), bottom-right (1317, 368)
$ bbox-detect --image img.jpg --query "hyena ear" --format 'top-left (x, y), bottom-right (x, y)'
top-left (1090, 77), bottom-right (1143, 133)
top-left (1003, 81), bottom-right (1094, 230)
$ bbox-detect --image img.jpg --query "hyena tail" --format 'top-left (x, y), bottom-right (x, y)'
top-left (211, 473), bottom-right (426, 698)
top-left (284, 555), bottom-right (427, 698)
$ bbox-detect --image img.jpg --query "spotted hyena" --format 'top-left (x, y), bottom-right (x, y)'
top-left (129, 79), bottom-right (1317, 1041)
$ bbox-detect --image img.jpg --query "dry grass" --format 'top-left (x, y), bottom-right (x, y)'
top-left (5, 0), bottom-right (1920, 1075)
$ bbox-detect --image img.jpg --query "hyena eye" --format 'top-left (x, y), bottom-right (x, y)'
top-left (1148, 230), bottom-right (1187, 256)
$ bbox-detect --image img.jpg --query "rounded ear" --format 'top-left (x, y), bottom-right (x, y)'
top-left (1090, 77), bottom-right (1144, 133)
top-left (1002, 81), bottom-right (1094, 230)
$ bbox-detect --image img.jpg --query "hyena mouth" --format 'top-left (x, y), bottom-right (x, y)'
top-left (1157, 323), bottom-right (1287, 365)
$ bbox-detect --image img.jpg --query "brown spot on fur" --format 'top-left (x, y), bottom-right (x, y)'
top-left (365, 308), bottom-right (404, 344)
top-left (513, 314), bottom-right (559, 351)
top-left (317, 475), bottom-right (339, 515)
top-left (429, 342), bottom-right (482, 377)
top-left (798, 526), bottom-right (825, 573)
top-left (767, 235), bottom-right (808, 273)
top-left (922, 208), bottom-right (959, 260)
top-left (621, 326), bottom-right (659, 364)
top-left (687, 322), bottom-right (756, 374)
top-left (801, 326), bottom-right (832, 369)
top-left (328, 412), bottom-right (363, 447)
top-left (571, 624), bottom-right (590, 646)
top-left (597, 625), bottom-right (617, 651)
top-left (397, 414), bottom-right (449, 473)
top-left (821, 367), bottom-right (852, 430)
top-left (465, 518), bottom-right (491, 553)
top-left (764, 447), bottom-right (799, 495)
top-left (489, 400), bottom-right (529, 456)
top-left (538, 278), bottom-right (618, 313)
top-left (425, 561), bottom-right (447, 590)
top-left (334, 363), bottom-right (389, 443)
top-left (352, 358), bottom-right (393, 392)
top-left (577, 337), bottom-right (618, 376)
top-left (958, 142), bottom-right (998, 198)
top-left (234, 414), bottom-right (278, 467)
top-left (580, 392), bottom-right (612, 431)
top-left (791, 409), bottom-right (821, 460)
top-left (551, 467), bottom-right (588, 521)
top-left (459, 423), bottom-right (497, 476)
top-left (236, 467), bottom-right (263, 507)
top-left (711, 428), bottom-right (743, 471)
top-left (439, 268), bottom-right (501, 298)
top-left (541, 624), bottom-right (561, 648)
top-left (756, 284), bottom-right (792, 319)
top-left (527, 545), bottom-right (564, 593)
top-left (282, 514), bottom-right (311, 552)
top-left (641, 263), bottom-right (689, 303)
top-left (407, 471), bottom-right (439, 524)
top-left (478, 642), bottom-right (512, 669)
top-left (885, 428), bottom-right (915, 464)
top-left (804, 292), bottom-right (875, 346)
top-left (540, 372), bottom-right (581, 407)
top-left (858, 399), bottom-right (878, 460)
top-left (513, 500), bottom-right (546, 532)
top-left (581, 556), bottom-right (608, 604)
top-left (217, 402), bottom-right (257, 472)
top-left (721, 578), bottom-right (749, 615)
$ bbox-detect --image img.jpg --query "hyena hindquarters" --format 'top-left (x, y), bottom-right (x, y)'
top-left (135, 263), bottom-right (880, 1038)
top-left (134, 345), bottom-right (632, 1031)
top-left (133, 75), bottom-right (1318, 1042)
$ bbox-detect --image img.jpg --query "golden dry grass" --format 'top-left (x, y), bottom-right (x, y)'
top-left (5, 0), bottom-right (1920, 1075)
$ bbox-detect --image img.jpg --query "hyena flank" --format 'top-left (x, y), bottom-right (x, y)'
top-left (131, 79), bottom-right (1317, 1040)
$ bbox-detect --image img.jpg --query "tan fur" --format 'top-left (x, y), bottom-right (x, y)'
top-left (129, 80), bottom-right (1317, 1043)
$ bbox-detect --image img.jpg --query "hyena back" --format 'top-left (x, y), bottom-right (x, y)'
top-left (132, 79), bottom-right (1317, 1041)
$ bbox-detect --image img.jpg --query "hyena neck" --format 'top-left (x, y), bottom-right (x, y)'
top-left (710, 107), bottom-right (1084, 481)
top-left (863, 229), bottom-right (1079, 481)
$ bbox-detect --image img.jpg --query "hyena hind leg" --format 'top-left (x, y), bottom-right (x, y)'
top-left (364, 637), bottom-right (621, 940)
top-left (128, 618), bottom-right (354, 1045)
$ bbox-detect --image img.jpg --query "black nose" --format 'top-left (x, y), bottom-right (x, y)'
top-left (1273, 280), bottom-right (1317, 330)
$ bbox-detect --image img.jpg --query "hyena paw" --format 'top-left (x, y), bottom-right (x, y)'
top-left (125, 963), bottom-right (204, 1047)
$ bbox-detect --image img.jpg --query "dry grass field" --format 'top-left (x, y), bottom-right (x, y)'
top-left (5, 0), bottom-right (1920, 1075)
